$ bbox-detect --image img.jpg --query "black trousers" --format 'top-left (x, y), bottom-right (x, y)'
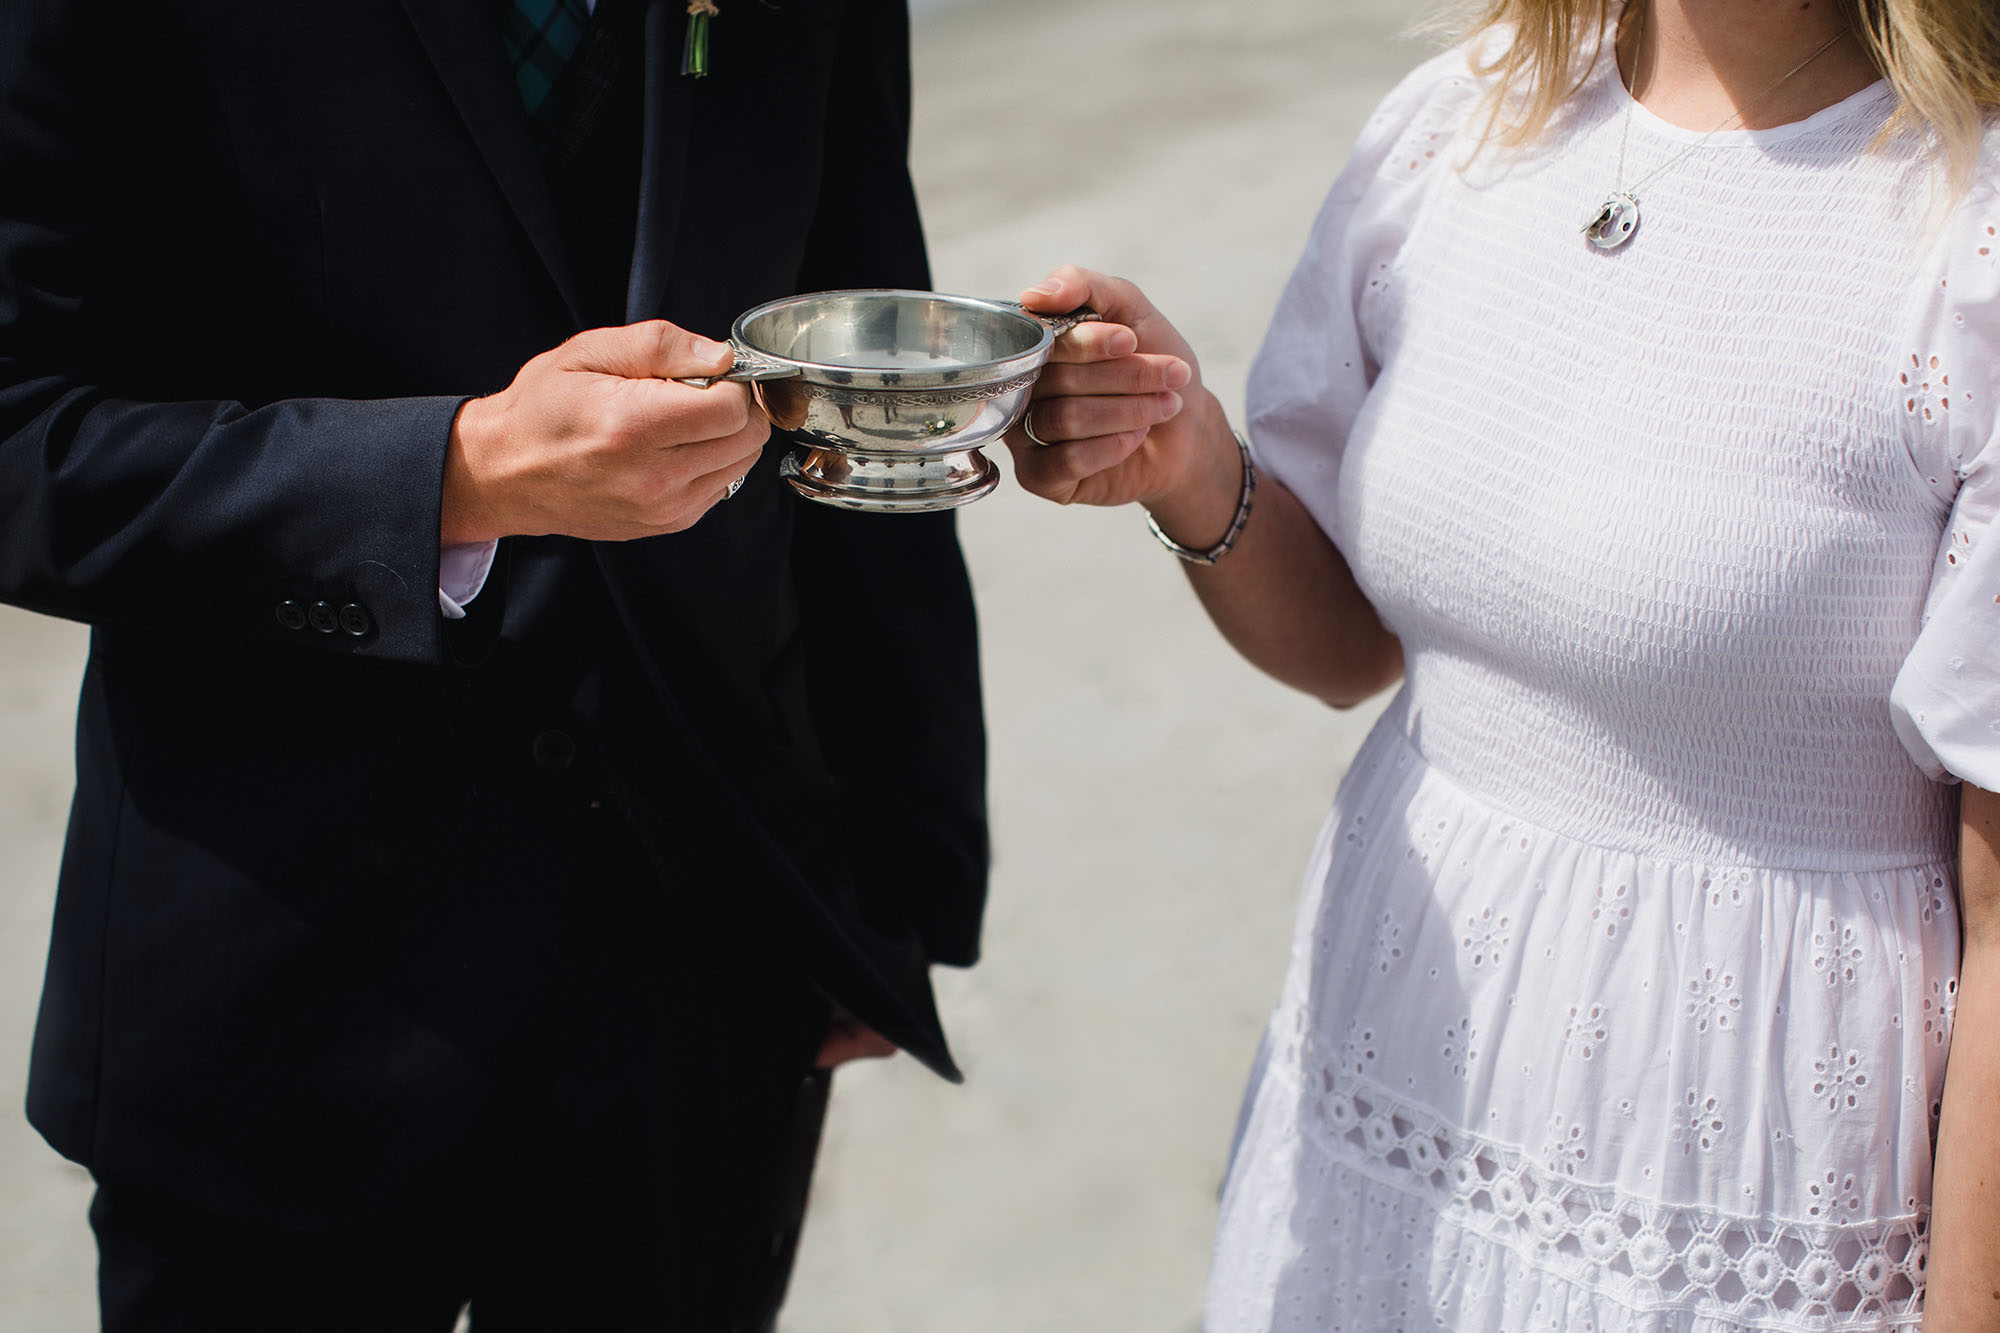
top-left (90, 803), bottom-right (838, 1333)
top-left (90, 1070), bottom-right (831, 1332)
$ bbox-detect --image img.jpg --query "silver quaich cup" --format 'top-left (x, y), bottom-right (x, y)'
top-left (683, 289), bottom-right (1096, 512)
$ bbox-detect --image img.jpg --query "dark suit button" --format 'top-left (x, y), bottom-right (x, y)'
top-left (338, 603), bottom-right (373, 637)
top-left (532, 730), bottom-right (577, 771)
top-left (307, 600), bottom-right (339, 634)
top-left (275, 600), bottom-right (308, 631)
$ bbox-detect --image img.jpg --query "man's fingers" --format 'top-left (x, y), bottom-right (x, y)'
top-left (559, 319), bottom-right (737, 381)
top-left (688, 449), bottom-right (760, 505)
top-left (626, 418), bottom-right (761, 487)
top-left (663, 420), bottom-right (766, 479)
top-left (616, 374), bottom-right (766, 447)
top-left (815, 1016), bottom-right (899, 1070)
top-left (616, 425), bottom-right (765, 532)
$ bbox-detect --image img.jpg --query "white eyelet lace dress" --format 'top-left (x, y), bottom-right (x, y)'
top-left (1208, 42), bottom-right (2000, 1333)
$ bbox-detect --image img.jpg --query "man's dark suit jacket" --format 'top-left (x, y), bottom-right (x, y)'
top-left (0, 0), bottom-right (988, 1223)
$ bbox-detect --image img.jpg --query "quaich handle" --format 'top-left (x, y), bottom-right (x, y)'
top-left (678, 344), bottom-right (797, 390)
top-left (1015, 304), bottom-right (1100, 338)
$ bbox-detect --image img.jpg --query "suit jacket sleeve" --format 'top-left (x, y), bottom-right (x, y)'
top-left (0, 0), bottom-right (457, 666)
top-left (790, 0), bottom-right (990, 968)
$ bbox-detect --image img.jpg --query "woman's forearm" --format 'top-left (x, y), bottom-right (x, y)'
top-left (1926, 783), bottom-right (2000, 1331)
top-left (1150, 396), bottom-right (1403, 710)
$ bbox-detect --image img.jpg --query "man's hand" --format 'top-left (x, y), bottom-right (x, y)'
top-left (815, 1012), bottom-right (898, 1070)
top-left (441, 320), bottom-right (770, 545)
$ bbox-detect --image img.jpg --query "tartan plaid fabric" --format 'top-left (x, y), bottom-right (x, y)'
top-left (501, 0), bottom-right (591, 123)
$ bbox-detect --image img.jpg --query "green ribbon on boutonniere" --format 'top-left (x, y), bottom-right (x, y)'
top-left (682, 0), bottom-right (718, 77)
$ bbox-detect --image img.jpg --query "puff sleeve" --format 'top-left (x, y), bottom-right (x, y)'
top-left (1245, 47), bottom-right (1481, 545)
top-left (1890, 171), bottom-right (2000, 791)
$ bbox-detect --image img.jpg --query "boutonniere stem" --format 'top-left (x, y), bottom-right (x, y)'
top-left (682, 0), bottom-right (718, 78)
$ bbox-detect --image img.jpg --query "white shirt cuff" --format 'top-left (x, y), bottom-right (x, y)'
top-left (437, 541), bottom-right (499, 620)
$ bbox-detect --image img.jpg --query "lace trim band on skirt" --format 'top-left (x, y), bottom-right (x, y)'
top-left (1296, 1069), bottom-right (1926, 1328)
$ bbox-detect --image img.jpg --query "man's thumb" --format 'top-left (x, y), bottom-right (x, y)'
top-left (560, 319), bottom-right (735, 380)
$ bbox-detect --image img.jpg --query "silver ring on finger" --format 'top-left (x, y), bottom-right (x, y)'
top-left (726, 474), bottom-right (746, 499)
top-left (1021, 406), bottom-right (1055, 448)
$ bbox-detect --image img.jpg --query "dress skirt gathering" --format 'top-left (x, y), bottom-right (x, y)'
top-left (1208, 704), bottom-right (1953, 1330)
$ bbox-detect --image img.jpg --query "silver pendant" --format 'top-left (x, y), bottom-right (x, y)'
top-left (1581, 192), bottom-right (1640, 249)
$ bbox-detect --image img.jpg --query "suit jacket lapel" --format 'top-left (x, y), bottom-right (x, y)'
top-left (625, 0), bottom-right (692, 323)
top-left (399, 0), bottom-right (586, 324)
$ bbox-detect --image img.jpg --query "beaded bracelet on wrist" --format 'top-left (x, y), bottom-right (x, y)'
top-left (1147, 430), bottom-right (1256, 566)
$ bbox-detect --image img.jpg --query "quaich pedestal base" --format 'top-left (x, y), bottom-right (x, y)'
top-left (779, 448), bottom-right (1000, 513)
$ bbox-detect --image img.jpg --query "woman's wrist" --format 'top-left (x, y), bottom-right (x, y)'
top-left (1142, 394), bottom-right (1246, 551)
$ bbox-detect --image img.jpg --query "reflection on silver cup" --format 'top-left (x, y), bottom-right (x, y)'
top-left (682, 289), bottom-right (1096, 512)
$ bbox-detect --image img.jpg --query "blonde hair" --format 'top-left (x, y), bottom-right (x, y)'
top-left (1444, 0), bottom-right (2000, 199)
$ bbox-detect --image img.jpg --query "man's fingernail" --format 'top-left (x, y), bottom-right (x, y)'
top-left (1165, 359), bottom-right (1192, 388)
top-left (1026, 279), bottom-right (1063, 296)
top-left (1109, 329), bottom-right (1138, 356)
top-left (1163, 391), bottom-right (1185, 416)
top-left (692, 336), bottom-right (728, 359)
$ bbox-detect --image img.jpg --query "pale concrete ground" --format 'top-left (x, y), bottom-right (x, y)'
top-left (0, 0), bottom-right (1428, 1327)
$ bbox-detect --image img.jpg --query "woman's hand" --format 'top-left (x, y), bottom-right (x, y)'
top-left (1008, 267), bottom-right (1245, 547)
top-left (1008, 267), bottom-right (1402, 709)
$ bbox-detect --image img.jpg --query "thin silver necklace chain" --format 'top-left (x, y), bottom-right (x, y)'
top-left (1582, 17), bottom-right (1853, 248)
top-left (1611, 25), bottom-right (1853, 200)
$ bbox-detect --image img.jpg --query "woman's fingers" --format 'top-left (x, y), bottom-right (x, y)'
top-left (1023, 389), bottom-right (1182, 447)
top-left (1018, 265), bottom-right (1100, 318)
top-left (1022, 265), bottom-right (1195, 365)
top-left (1034, 351), bottom-right (1190, 398)
top-left (1046, 320), bottom-right (1139, 363)
top-left (1021, 265), bottom-right (1162, 335)
top-left (1008, 385), bottom-right (1184, 503)
top-left (1008, 428), bottom-right (1151, 500)
top-left (1004, 265), bottom-right (1209, 508)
